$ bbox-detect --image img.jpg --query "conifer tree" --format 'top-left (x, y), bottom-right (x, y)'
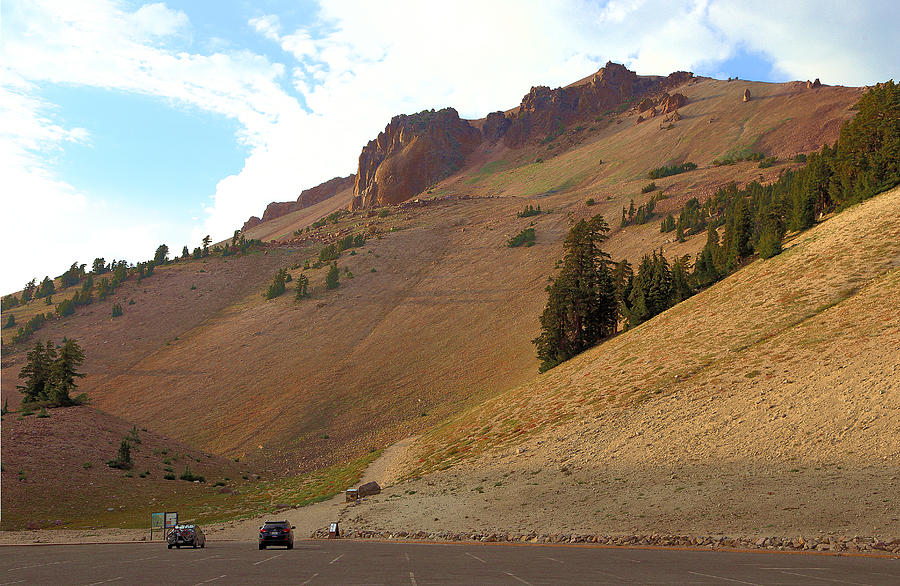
top-left (153, 244), bottom-right (169, 266)
top-left (17, 341), bottom-right (57, 403)
top-left (693, 226), bottom-right (722, 289)
top-left (50, 338), bottom-right (85, 406)
top-left (295, 274), bottom-right (309, 299)
top-left (23, 279), bottom-right (36, 302)
top-left (533, 215), bottom-right (617, 372)
top-left (92, 258), bottom-right (106, 274)
top-left (325, 263), bottom-right (340, 290)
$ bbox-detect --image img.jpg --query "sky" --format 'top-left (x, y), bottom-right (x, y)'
top-left (1, 0), bottom-right (897, 295)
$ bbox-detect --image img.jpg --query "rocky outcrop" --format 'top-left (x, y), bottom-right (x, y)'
top-left (807, 78), bottom-right (822, 89)
top-left (351, 108), bottom-right (481, 209)
top-left (659, 92), bottom-right (687, 114)
top-left (242, 174), bottom-right (355, 232)
top-left (500, 62), bottom-right (693, 147)
top-left (482, 111), bottom-right (511, 142)
top-left (242, 216), bottom-right (262, 232)
top-left (743, 88), bottom-right (752, 102)
top-left (298, 174), bottom-right (355, 208)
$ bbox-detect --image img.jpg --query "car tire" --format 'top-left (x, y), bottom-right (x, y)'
top-left (168, 544), bottom-right (172, 549)
top-left (287, 543), bottom-right (293, 550)
top-left (201, 542), bottom-right (205, 549)
top-left (259, 544), bottom-right (265, 550)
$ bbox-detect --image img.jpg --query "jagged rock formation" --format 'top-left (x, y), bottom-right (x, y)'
top-left (659, 92), bottom-right (687, 114)
top-left (243, 215), bottom-right (262, 231)
top-left (346, 63), bottom-right (693, 209)
top-left (242, 174), bottom-right (355, 232)
top-left (499, 63), bottom-right (692, 147)
top-left (743, 88), bottom-right (752, 102)
top-left (482, 111), bottom-right (512, 142)
top-left (807, 78), bottom-right (822, 89)
top-left (350, 108), bottom-right (481, 210)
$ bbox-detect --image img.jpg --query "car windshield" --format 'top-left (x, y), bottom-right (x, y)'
top-left (264, 523), bottom-right (287, 528)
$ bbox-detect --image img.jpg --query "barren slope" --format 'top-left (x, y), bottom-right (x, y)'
top-left (346, 186), bottom-right (900, 540)
top-left (1, 77), bottom-right (863, 484)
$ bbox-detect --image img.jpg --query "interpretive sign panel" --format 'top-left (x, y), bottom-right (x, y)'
top-left (164, 511), bottom-right (178, 529)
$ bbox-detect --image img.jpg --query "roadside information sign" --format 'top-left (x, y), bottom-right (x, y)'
top-left (165, 512), bottom-right (178, 529)
top-left (151, 513), bottom-right (165, 540)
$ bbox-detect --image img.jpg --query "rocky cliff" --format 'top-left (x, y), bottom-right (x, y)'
top-left (350, 108), bottom-right (482, 209)
top-left (496, 63), bottom-right (692, 147)
top-left (242, 174), bottom-right (355, 232)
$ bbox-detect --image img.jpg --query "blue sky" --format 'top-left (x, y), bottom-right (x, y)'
top-left (1, 0), bottom-right (897, 294)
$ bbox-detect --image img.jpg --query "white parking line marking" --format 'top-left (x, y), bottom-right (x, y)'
top-left (252, 553), bottom-right (283, 565)
top-left (465, 552), bottom-right (487, 564)
top-left (192, 555), bottom-right (221, 562)
top-left (300, 573), bottom-right (319, 585)
top-left (779, 571), bottom-right (873, 585)
top-left (409, 571), bottom-right (418, 586)
top-left (193, 575), bottom-right (226, 585)
top-left (404, 552), bottom-right (411, 562)
top-left (540, 556), bottom-right (563, 564)
top-left (329, 554), bottom-right (343, 564)
top-left (761, 567), bottom-right (826, 570)
top-left (85, 577), bottom-right (123, 585)
top-left (688, 571), bottom-right (759, 585)
top-left (0, 580), bottom-right (26, 585)
top-left (503, 571), bottom-right (532, 585)
top-left (121, 556), bottom-right (158, 564)
top-left (7, 560), bottom-right (69, 572)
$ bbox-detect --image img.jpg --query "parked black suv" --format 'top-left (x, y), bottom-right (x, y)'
top-left (258, 520), bottom-right (294, 549)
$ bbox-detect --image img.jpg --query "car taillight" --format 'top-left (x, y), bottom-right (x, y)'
top-left (260, 529), bottom-right (266, 533)
top-left (283, 528), bottom-right (290, 532)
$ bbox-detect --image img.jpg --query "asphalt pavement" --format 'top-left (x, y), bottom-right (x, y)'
top-left (1, 539), bottom-right (898, 585)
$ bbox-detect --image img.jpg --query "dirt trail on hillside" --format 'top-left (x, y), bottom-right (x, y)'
top-left (207, 435), bottom-right (419, 542)
top-left (0, 436), bottom-right (418, 545)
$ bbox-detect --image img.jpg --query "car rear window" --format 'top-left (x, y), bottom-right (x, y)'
top-left (264, 522), bottom-right (288, 528)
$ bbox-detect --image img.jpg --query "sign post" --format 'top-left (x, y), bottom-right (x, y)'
top-left (164, 511), bottom-right (178, 541)
top-left (151, 512), bottom-right (165, 541)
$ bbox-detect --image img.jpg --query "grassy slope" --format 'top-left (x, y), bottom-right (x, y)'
top-left (354, 186), bottom-right (900, 538)
top-left (0, 77), bottom-right (866, 527)
top-left (241, 186), bottom-right (355, 243)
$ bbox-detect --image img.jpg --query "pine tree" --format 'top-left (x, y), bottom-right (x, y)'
top-left (533, 215), bottom-right (617, 372)
top-left (182, 245), bottom-right (190, 259)
top-left (49, 338), bottom-right (85, 406)
top-left (23, 279), bottom-right (36, 302)
top-left (153, 244), bottom-right (169, 266)
top-left (202, 235), bottom-right (212, 257)
top-left (295, 274), bottom-right (309, 299)
top-left (325, 263), bottom-right (340, 290)
top-left (17, 341), bottom-right (57, 403)
top-left (693, 226), bottom-right (722, 289)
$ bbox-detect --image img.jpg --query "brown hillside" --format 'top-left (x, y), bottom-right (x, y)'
top-left (1, 405), bottom-right (251, 530)
top-left (1, 72), bottom-right (863, 504)
top-left (350, 186), bottom-right (900, 540)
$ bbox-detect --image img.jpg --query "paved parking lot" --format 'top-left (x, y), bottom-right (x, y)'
top-left (1, 539), bottom-right (898, 585)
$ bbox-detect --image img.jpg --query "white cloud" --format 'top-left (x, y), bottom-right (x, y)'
top-left (707, 1), bottom-right (900, 85)
top-left (1, 0), bottom-right (895, 293)
top-left (131, 2), bottom-right (189, 38)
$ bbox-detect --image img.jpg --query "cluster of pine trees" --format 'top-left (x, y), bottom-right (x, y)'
top-left (535, 81), bottom-right (899, 372)
top-left (17, 338), bottom-right (87, 407)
